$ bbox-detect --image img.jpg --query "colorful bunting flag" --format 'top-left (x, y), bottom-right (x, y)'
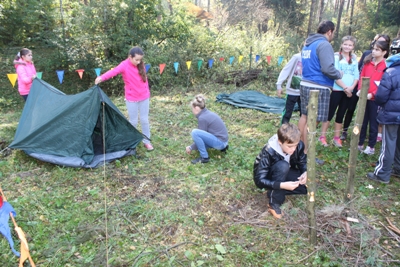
top-left (266, 55), bottom-right (272, 64)
top-left (159, 63), bottom-right (166, 74)
top-left (186, 61), bottom-right (191, 70)
top-left (7, 74), bottom-right (18, 88)
top-left (255, 55), bottom-right (260, 62)
top-left (0, 201), bottom-right (20, 257)
top-left (278, 56), bottom-right (284, 66)
top-left (15, 226), bottom-right (36, 267)
top-left (229, 56), bottom-right (234, 65)
top-left (238, 55), bottom-right (243, 63)
top-left (219, 57), bottom-right (224, 62)
top-left (174, 62), bottom-right (179, 73)
top-left (56, 70), bottom-right (64, 84)
top-left (36, 72), bottom-right (42, 79)
top-left (145, 64), bottom-right (151, 73)
top-left (208, 59), bottom-right (214, 69)
top-left (197, 60), bottom-right (203, 70)
top-left (76, 69), bottom-right (84, 79)
top-left (94, 68), bottom-right (102, 77)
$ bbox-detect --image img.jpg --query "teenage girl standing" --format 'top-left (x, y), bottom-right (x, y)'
top-left (95, 46), bottom-right (154, 151)
top-left (327, 36), bottom-right (359, 147)
top-left (15, 48), bottom-right (37, 101)
top-left (357, 41), bottom-right (389, 155)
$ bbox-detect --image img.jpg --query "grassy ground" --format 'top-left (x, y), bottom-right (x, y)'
top-left (0, 81), bottom-right (399, 267)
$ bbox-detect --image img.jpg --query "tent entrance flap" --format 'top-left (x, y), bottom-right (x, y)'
top-left (9, 79), bottom-right (143, 168)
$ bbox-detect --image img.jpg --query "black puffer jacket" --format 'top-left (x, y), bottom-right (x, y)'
top-left (253, 139), bottom-right (307, 190)
top-left (376, 57), bottom-right (400, 125)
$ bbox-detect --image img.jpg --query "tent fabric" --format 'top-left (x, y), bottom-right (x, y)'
top-left (216, 90), bottom-right (298, 114)
top-left (10, 79), bottom-right (143, 168)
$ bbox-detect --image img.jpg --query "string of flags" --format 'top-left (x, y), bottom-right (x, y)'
top-left (6, 55), bottom-right (285, 87)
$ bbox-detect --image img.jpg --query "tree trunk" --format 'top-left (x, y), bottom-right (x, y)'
top-left (335, 0), bottom-right (345, 40)
top-left (306, 90), bottom-right (319, 245)
top-left (318, 0), bottom-right (325, 23)
top-left (348, 0), bottom-right (355, 35)
top-left (307, 0), bottom-right (317, 35)
top-left (345, 78), bottom-right (370, 204)
top-left (375, 0), bottom-right (381, 24)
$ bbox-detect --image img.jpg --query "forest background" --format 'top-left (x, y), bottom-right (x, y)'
top-left (1, 0), bottom-right (400, 266)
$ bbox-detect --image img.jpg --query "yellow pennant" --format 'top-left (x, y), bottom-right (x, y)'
top-left (238, 55), bottom-right (243, 63)
top-left (186, 61), bottom-right (192, 70)
top-left (7, 74), bottom-right (18, 88)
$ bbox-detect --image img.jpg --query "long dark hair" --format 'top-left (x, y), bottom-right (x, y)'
top-left (14, 48), bottom-right (31, 61)
top-left (364, 41), bottom-right (390, 64)
top-left (129, 47), bottom-right (147, 82)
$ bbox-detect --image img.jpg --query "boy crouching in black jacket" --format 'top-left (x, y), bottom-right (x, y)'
top-left (253, 123), bottom-right (307, 219)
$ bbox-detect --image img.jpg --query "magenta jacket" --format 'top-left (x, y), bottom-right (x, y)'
top-left (16, 61), bottom-right (37, 96)
top-left (100, 59), bottom-right (150, 101)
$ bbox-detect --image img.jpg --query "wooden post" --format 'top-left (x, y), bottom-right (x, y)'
top-left (345, 77), bottom-right (370, 203)
top-left (306, 90), bottom-right (319, 245)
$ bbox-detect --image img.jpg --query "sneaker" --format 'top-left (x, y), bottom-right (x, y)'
top-left (144, 143), bottom-right (154, 151)
top-left (391, 169), bottom-right (400, 178)
top-left (363, 146), bottom-right (375, 155)
top-left (319, 136), bottom-right (329, 147)
top-left (367, 172), bottom-right (389, 184)
top-left (191, 157), bottom-right (210, 164)
top-left (332, 137), bottom-right (342, 148)
top-left (268, 203), bottom-right (283, 219)
top-left (340, 131), bottom-right (348, 141)
top-left (376, 136), bottom-right (382, 142)
top-left (358, 145), bottom-right (364, 152)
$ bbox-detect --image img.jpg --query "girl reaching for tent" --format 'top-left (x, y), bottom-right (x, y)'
top-left (186, 94), bottom-right (229, 164)
top-left (95, 46), bottom-right (154, 151)
top-left (15, 48), bottom-right (37, 101)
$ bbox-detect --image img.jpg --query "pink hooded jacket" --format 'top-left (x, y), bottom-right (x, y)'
top-left (100, 59), bottom-right (150, 101)
top-left (16, 61), bottom-right (37, 96)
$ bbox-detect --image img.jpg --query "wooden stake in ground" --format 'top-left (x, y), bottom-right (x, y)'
top-left (306, 90), bottom-right (319, 245)
top-left (345, 77), bottom-right (370, 204)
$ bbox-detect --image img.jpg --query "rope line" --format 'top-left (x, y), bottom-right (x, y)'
top-left (101, 101), bottom-right (109, 267)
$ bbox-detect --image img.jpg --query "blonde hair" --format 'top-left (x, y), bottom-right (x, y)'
top-left (191, 94), bottom-right (206, 109)
top-left (339, 36), bottom-right (356, 64)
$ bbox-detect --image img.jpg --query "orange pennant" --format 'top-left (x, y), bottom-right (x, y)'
top-left (15, 227), bottom-right (36, 267)
top-left (159, 63), bottom-right (166, 74)
top-left (76, 69), bottom-right (84, 79)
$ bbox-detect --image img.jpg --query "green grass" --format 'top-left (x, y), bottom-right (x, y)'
top-left (0, 81), bottom-right (399, 266)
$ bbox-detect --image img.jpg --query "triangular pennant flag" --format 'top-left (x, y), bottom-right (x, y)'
top-left (208, 59), bottom-right (214, 68)
top-left (229, 56), bottom-right (235, 65)
top-left (56, 70), bottom-right (64, 84)
top-left (255, 55), bottom-right (260, 62)
top-left (174, 62), bottom-right (179, 73)
top-left (278, 56), bottom-right (284, 66)
top-left (94, 68), bottom-right (102, 77)
top-left (197, 60), bottom-right (203, 71)
top-left (76, 69), bottom-right (84, 79)
top-left (266, 56), bottom-right (272, 64)
top-left (0, 195), bottom-right (3, 208)
top-left (186, 61), bottom-right (192, 70)
top-left (219, 57), bottom-right (224, 62)
top-left (145, 64), bottom-right (151, 73)
top-left (0, 201), bottom-right (20, 257)
top-left (16, 226), bottom-right (36, 267)
top-left (238, 55), bottom-right (243, 63)
top-left (159, 63), bottom-right (166, 74)
top-left (36, 72), bottom-right (42, 79)
top-left (7, 74), bottom-right (18, 88)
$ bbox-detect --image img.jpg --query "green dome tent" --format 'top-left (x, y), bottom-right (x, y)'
top-left (9, 79), bottom-right (144, 168)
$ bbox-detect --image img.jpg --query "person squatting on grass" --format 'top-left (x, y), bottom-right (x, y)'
top-left (298, 20), bottom-right (342, 151)
top-left (186, 94), bottom-right (229, 164)
top-left (356, 41), bottom-right (389, 155)
top-left (14, 48), bottom-right (37, 102)
top-left (327, 36), bottom-right (359, 148)
top-left (276, 53), bottom-right (302, 124)
top-left (253, 123), bottom-right (307, 219)
top-left (367, 53), bottom-right (400, 184)
top-left (95, 46), bottom-right (154, 151)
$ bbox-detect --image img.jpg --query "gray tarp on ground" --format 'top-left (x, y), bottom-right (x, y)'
top-left (216, 90), bottom-right (295, 114)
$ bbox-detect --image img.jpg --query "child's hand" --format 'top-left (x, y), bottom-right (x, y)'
top-left (356, 90), bottom-right (360, 97)
top-left (185, 146), bottom-right (192, 154)
top-left (280, 181), bottom-right (300, 191)
top-left (298, 171), bottom-right (307, 184)
top-left (367, 93), bottom-right (372, 100)
top-left (95, 77), bottom-right (102, 84)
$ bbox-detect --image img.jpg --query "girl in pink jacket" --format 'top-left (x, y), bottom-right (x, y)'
top-left (95, 47), bottom-right (154, 151)
top-left (15, 48), bottom-right (37, 101)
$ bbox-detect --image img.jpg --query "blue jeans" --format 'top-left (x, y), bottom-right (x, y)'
top-left (191, 129), bottom-right (228, 158)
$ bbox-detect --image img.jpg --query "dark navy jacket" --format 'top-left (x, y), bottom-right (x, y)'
top-left (376, 57), bottom-right (400, 125)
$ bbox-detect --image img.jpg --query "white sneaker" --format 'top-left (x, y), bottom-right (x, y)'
top-left (363, 146), bottom-right (375, 155)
